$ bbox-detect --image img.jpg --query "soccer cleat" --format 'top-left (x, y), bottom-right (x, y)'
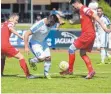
top-left (60, 70), bottom-right (73, 75)
top-left (85, 71), bottom-right (95, 79)
top-left (45, 74), bottom-right (52, 79)
top-left (27, 74), bottom-right (37, 79)
top-left (28, 58), bottom-right (37, 71)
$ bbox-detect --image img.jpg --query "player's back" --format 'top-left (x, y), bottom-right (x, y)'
top-left (80, 6), bottom-right (95, 33)
top-left (30, 19), bottom-right (50, 43)
top-left (1, 21), bottom-right (14, 45)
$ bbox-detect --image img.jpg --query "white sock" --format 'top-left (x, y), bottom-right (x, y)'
top-left (30, 57), bottom-right (39, 63)
top-left (44, 61), bottom-right (51, 76)
top-left (100, 49), bottom-right (106, 63)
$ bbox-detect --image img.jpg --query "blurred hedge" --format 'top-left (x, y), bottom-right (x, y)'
top-left (60, 0), bottom-right (111, 29)
top-left (99, 0), bottom-right (111, 20)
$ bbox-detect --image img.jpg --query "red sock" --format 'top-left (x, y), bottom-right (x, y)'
top-left (68, 53), bottom-right (75, 72)
top-left (19, 59), bottom-right (30, 77)
top-left (81, 55), bottom-right (94, 73)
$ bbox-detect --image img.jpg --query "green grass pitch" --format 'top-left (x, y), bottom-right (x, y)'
top-left (1, 50), bottom-right (111, 93)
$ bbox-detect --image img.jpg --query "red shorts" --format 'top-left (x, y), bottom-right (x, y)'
top-left (1, 43), bottom-right (19, 58)
top-left (74, 32), bottom-right (96, 52)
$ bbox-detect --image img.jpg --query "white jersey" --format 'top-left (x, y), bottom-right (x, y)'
top-left (30, 18), bottom-right (50, 42)
top-left (96, 15), bottom-right (111, 48)
top-left (96, 15), bottom-right (111, 34)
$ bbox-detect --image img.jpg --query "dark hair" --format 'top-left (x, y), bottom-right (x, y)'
top-left (69, 0), bottom-right (81, 4)
top-left (97, 7), bottom-right (103, 11)
top-left (47, 14), bottom-right (59, 26)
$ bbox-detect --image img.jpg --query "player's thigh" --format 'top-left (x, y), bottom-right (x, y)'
top-left (44, 47), bottom-right (51, 57)
top-left (2, 45), bottom-right (19, 58)
top-left (31, 43), bottom-right (45, 59)
top-left (74, 33), bottom-right (95, 49)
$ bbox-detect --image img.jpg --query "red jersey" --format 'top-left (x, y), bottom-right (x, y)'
top-left (1, 21), bottom-right (14, 46)
top-left (80, 6), bottom-right (95, 33)
top-left (1, 21), bottom-right (19, 57)
top-left (74, 6), bottom-right (96, 52)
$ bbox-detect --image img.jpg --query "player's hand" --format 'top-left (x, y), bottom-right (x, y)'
top-left (25, 47), bottom-right (30, 55)
top-left (104, 28), bottom-right (111, 33)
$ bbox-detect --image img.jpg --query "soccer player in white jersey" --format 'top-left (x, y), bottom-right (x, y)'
top-left (96, 7), bottom-right (111, 64)
top-left (24, 14), bottom-right (59, 79)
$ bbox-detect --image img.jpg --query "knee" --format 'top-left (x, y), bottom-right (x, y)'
top-left (45, 56), bottom-right (51, 62)
top-left (68, 44), bottom-right (77, 54)
top-left (38, 57), bottom-right (51, 62)
top-left (18, 53), bottom-right (24, 60)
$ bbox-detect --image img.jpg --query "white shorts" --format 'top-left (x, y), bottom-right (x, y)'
top-left (29, 40), bottom-right (50, 59)
top-left (96, 32), bottom-right (109, 48)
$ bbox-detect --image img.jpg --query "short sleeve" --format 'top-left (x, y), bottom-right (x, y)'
top-left (8, 22), bottom-right (14, 28)
top-left (83, 7), bottom-right (94, 17)
top-left (30, 21), bottom-right (44, 33)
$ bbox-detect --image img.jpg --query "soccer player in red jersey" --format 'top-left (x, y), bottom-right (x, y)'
top-left (1, 13), bottom-right (36, 79)
top-left (60, 0), bottom-right (111, 79)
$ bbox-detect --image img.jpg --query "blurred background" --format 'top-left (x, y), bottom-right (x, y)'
top-left (1, 0), bottom-right (111, 24)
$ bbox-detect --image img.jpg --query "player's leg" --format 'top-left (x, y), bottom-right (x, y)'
top-left (100, 47), bottom-right (107, 64)
top-left (14, 52), bottom-right (30, 76)
top-left (1, 54), bottom-right (6, 76)
top-left (28, 42), bottom-right (44, 70)
top-left (28, 57), bottom-right (39, 70)
top-left (60, 43), bottom-right (77, 75)
top-left (2, 45), bottom-right (36, 78)
top-left (99, 33), bottom-right (107, 64)
top-left (44, 47), bottom-right (51, 79)
top-left (105, 48), bottom-right (111, 64)
top-left (68, 44), bottom-right (77, 73)
top-left (80, 49), bottom-right (95, 79)
top-left (14, 52), bottom-right (36, 79)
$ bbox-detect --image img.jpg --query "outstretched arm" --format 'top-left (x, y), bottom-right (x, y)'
top-left (92, 14), bottom-right (111, 33)
top-left (9, 27), bottom-right (23, 39)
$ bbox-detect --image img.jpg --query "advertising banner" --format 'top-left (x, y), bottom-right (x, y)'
top-left (9, 29), bottom-right (111, 49)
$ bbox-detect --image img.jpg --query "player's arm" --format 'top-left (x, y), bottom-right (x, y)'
top-left (9, 27), bottom-right (23, 39)
top-left (92, 14), bottom-right (111, 32)
top-left (109, 25), bottom-right (111, 29)
top-left (83, 7), bottom-right (111, 32)
top-left (24, 30), bottom-right (32, 54)
top-left (105, 17), bottom-right (111, 29)
top-left (24, 21), bottom-right (42, 54)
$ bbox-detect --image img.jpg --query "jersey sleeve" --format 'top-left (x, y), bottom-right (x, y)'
top-left (83, 7), bottom-right (94, 17)
top-left (104, 16), bottom-right (111, 26)
top-left (30, 20), bottom-right (44, 33)
top-left (8, 22), bottom-right (14, 28)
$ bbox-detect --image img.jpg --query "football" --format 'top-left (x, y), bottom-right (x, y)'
top-left (59, 61), bottom-right (69, 71)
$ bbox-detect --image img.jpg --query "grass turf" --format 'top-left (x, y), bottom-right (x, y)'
top-left (1, 50), bottom-right (111, 93)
